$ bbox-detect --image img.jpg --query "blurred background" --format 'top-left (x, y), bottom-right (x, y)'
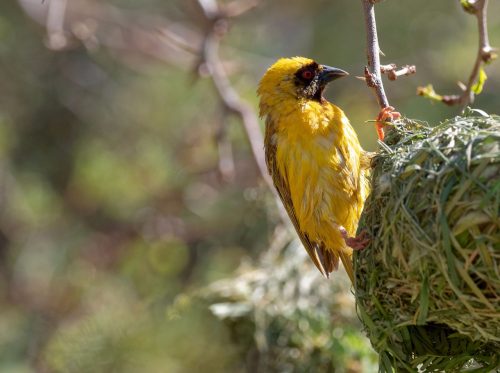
top-left (0, 0), bottom-right (498, 372)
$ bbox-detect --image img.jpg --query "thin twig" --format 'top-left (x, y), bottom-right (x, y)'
top-left (32, 0), bottom-right (284, 217)
top-left (214, 112), bottom-right (236, 182)
top-left (45, 0), bottom-right (68, 49)
top-left (223, 0), bottom-right (260, 18)
top-left (418, 0), bottom-right (496, 107)
top-left (361, 0), bottom-right (389, 110)
top-left (201, 23), bottom-right (272, 189)
top-left (197, 0), bottom-right (288, 222)
top-left (380, 64), bottom-right (396, 74)
top-left (381, 64), bottom-right (416, 81)
top-left (461, 0), bottom-right (495, 106)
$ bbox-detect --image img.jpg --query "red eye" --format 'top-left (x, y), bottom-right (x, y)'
top-left (302, 70), bottom-right (314, 80)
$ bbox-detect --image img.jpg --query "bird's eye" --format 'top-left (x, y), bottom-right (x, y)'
top-left (301, 70), bottom-right (314, 80)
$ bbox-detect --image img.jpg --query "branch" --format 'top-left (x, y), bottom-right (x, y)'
top-left (196, 0), bottom-right (288, 222)
top-left (380, 64), bottom-right (416, 81)
top-left (418, 0), bottom-right (496, 107)
top-left (214, 112), bottom-right (236, 182)
top-left (198, 12), bottom-right (271, 190)
top-left (461, 0), bottom-right (495, 105)
top-left (24, 0), bottom-right (286, 219)
top-left (223, 0), bottom-right (260, 18)
top-left (361, 0), bottom-right (389, 110)
top-left (45, 0), bottom-right (68, 49)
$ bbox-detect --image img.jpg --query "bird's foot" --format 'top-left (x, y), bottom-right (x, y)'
top-left (340, 227), bottom-right (370, 251)
top-left (375, 106), bottom-right (401, 141)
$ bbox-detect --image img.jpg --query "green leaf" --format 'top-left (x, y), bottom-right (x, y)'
top-left (471, 67), bottom-right (487, 94)
top-left (416, 273), bottom-right (429, 324)
top-left (416, 84), bottom-right (443, 102)
top-left (460, 0), bottom-right (476, 14)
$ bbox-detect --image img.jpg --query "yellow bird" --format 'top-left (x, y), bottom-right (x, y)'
top-left (258, 57), bottom-right (373, 282)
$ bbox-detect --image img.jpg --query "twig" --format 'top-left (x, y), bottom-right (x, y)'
top-left (223, 0), bottom-right (260, 18)
top-left (45, 0), bottom-right (68, 49)
top-left (200, 22), bottom-right (272, 190)
top-left (215, 110), bottom-right (236, 182)
top-left (379, 64), bottom-right (396, 74)
top-left (461, 0), bottom-right (495, 105)
top-left (197, 0), bottom-right (288, 222)
top-left (381, 64), bottom-right (416, 81)
top-left (196, 0), bottom-right (271, 190)
top-left (418, 0), bottom-right (496, 107)
top-left (197, 0), bottom-right (220, 19)
top-left (361, 0), bottom-right (389, 109)
top-left (31, 0), bottom-right (284, 217)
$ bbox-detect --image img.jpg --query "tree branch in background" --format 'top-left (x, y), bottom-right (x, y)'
top-left (196, 0), bottom-right (289, 222)
top-left (22, 1), bottom-right (270, 181)
top-left (196, 0), bottom-right (271, 189)
top-left (214, 113), bottom-right (236, 183)
top-left (417, 0), bottom-right (497, 107)
top-left (45, 0), bottom-right (68, 49)
top-left (21, 0), bottom-right (287, 221)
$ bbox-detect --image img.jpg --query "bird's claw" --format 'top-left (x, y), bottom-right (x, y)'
top-left (340, 227), bottom-right (370, 251)
top-left (375, 106), bottom-right (401, 141)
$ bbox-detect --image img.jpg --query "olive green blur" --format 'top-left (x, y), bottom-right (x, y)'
top-left (0, 0), bottom-right (498, 372)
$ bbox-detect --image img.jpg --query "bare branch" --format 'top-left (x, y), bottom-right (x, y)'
top-left (380, 64), bottom-right (396, 74)
top-left (24, 0), bottom-right (284, 218)
top-left (197, 0), bottom-right (220, 20)
top-left (199, 17), bottom-right (272, 190)
top-left (361, 0), bottom-right (389, 109)
top-left (196, 0), bottom-right (288, 222)
top-left (381, 64), bottom-right (416, 81)
top-left (45, 0), bottom-right (68, 49)
top-left (21, 0), bottom-right (201, 67)
top-left (214, 114), bottom-right (236, 183)
top-left (223, 0), bottom-right (260, 18)
top-left (462, 0), bottom-right (495, 105)
top-left (418, 0), bottom-right (496, 107)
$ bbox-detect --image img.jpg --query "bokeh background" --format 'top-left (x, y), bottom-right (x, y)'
top-left (0, 0), bottom-right (498, 372)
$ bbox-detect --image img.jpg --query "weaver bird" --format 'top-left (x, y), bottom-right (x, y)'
top-left (258, 57), bottom-right (380, 282)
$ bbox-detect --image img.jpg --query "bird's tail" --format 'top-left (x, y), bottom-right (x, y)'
top-left (339, 251), bottom-right (354, 285)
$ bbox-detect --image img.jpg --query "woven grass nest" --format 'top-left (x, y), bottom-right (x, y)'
top-left (354, 110), bottom-right (500, 372)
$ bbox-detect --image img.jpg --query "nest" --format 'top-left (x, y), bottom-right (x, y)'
top-left (201, 235), bottom-right (376, 372)
top-left (354, 111), bottom-right (500, 372)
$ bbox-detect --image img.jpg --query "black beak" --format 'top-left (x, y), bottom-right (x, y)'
top-left (319, 65), bottom-right (349, 84)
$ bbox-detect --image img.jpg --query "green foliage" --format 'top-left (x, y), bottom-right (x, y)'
top-left (460, 0), bottom-right (477, 14)
top-left (471, 67), bottom-right (488, 95)
top-left (355, 112), bottom-right (500, 372)
top-left (416, 84), bottom-right (444, 103)
top-left (0, 0), bottom-right (499, 371)
top-left (200, 239), bottom-right (378, 373)
top-left (43, 279), bottom-right (240, 373)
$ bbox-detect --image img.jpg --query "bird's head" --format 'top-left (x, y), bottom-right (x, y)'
top-left (258, 57), bottom-right (348, 117)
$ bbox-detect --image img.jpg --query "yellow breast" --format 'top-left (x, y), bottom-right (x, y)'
top-left (271, 99), bottom-right (369, 252)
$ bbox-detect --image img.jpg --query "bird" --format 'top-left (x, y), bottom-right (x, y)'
top-left (258, 56), bottom-right (388, 282)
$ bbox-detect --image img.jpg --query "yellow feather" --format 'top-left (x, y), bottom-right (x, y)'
top-left (258, 57), bottom-right (370, 282)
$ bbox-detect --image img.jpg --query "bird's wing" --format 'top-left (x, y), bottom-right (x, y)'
top-left (265, 121), bottom-right (338, 278)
